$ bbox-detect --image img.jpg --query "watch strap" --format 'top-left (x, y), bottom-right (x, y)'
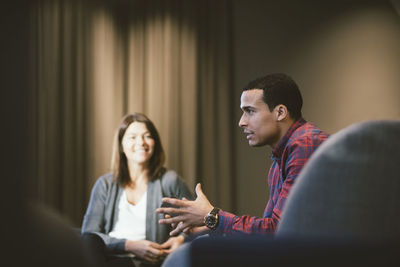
top-left (209, 207), bottom-right (220, 216)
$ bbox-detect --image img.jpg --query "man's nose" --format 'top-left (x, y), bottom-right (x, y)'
top-left (238, 114), bottom-right (246, 128)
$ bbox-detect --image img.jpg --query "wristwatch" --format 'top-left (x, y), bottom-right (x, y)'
top-left (204, 207), bottom-right (220, 230)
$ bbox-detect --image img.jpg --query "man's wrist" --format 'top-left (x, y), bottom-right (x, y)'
top-left (204, 207), bottom-right (220, 230)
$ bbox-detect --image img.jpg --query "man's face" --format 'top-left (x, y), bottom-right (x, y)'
top-left (239, 89), bottom-right (280, 147)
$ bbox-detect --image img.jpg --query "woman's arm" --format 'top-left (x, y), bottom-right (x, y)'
top-left (81, 175), bottom-right (127, 253)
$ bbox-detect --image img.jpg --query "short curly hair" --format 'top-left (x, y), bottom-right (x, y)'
top-left (243, 73), bottom-right (303, 120)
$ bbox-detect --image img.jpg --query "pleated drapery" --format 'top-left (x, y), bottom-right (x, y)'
top-left (30, 0), bottom-right (234, 226)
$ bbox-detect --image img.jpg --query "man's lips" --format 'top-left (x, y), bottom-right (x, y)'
top-left (244, 131), bottom-right (254, 140)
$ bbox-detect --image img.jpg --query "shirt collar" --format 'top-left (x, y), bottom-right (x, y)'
top-left (271, 118), bottom-right (306, 160)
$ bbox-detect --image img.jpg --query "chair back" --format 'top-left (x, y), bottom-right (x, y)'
top-left (276, 120), bottom-right (400, 240)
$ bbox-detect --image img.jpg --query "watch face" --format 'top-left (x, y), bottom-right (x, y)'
top-left (205, 215), bottom-right (217, 228)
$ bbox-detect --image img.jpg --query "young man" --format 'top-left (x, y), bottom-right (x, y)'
top-left (157, 73), bottom-right (329, 236)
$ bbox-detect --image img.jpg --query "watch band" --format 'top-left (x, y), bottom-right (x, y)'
top-left (209, 207), bottom-right (220, 216)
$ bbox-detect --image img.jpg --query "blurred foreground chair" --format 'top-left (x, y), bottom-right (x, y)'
top-left (4, 203), bottom-right (97, 267)
top-left (188, 120), bottom-right (400, 267)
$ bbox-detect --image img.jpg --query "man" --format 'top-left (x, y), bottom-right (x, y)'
top-left (157, 73), bottom-right (329, 236)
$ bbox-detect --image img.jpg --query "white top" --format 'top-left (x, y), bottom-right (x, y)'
top-left (109, 190), bottom-right (147, 241)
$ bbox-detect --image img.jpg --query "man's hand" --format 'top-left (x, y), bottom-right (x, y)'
top-left (156, 183), bottom-right (214, 236)
top-left (183, 225), bottom-right (210, 236)
top-left (125, 240), bottom-right (166, 263)
top-left (160, 236), bottom-right (185, 254)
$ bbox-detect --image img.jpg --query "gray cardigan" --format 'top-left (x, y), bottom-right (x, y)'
top-left (81, 170), bottom-right (193, 253)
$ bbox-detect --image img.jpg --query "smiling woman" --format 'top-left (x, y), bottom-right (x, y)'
top-left (81, 113), bottom-right (193, 267)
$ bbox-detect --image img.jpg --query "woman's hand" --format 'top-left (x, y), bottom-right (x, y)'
top-left (160, 235), bottom-right (185, 254)
top-left (125, 240), bottom-right (166, 263)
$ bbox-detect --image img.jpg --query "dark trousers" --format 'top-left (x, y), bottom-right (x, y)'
top-left (81, 232), bottom-right (135, 267)
top-left (81, 233), bottom-right (162, 267)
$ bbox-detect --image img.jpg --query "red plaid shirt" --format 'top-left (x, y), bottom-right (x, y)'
top-left (215, 118), bottom-right (329, 235)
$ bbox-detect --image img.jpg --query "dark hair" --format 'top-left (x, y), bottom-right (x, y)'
top-left (243, 73), bottom-right (303, 120)
top-left (111, 113), bottom-right (166, 187)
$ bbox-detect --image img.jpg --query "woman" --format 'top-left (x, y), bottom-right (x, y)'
top-left (82, 113), bottom-right (193, 267)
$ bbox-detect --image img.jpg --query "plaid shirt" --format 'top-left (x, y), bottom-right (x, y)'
top-left (215, 118), bottom-right (329, 235)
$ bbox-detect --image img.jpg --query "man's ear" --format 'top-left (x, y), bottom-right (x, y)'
top-left (275, 105), bottom-right (288, 121)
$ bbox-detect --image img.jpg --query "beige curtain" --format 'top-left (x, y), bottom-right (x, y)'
top-left (30, 0), bottom-right (93, 224)
top-left (30, 0), bottom-right (233, 226)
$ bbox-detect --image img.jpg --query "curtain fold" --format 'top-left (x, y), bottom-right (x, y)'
top-left (30, 0), bottom-right (233, 226)
top-left (31, 0), bottom-right (93, 223)
top-left (195, 0), bottom-right (235, 211)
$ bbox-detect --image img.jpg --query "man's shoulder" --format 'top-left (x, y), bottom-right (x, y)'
top-left (294, 121), bottom-right (329, 138)
top-left (289, 121), bottom-right (329, 146)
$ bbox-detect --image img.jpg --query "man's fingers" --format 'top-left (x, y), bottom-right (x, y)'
top-left (169, 221), bottom-right (189, 236)
top-left (176, 221), bottom-right (184, 231)
top-left (165, 214), bottom-right (178, 228)
top-left (161, 197), bottom-right (188, 207)
top-left (169, 221), bottom-right (184, 233)
top-left (156, 207), bottom-right (183, 216)
top-left (169, 227), bottom-right (182, 236)
top-left (182, 226), bottom-right (192, 233)
top-left (164, 214), bottom-right (178, 228)
top-left (195, 183), bottom-right (205, 199)
top-left (159, 215), bottom-right (184, 225)
top-left (170, 225), bottom-right (185, 236)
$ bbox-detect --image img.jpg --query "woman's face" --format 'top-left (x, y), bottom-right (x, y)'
top-left (122, 122), bottom-right (155, 165)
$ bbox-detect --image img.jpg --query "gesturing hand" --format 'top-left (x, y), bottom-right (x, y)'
top-left (125, 239), bottom-right (166, 263)
top-left (156, 183), bottom-right (214, 236)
